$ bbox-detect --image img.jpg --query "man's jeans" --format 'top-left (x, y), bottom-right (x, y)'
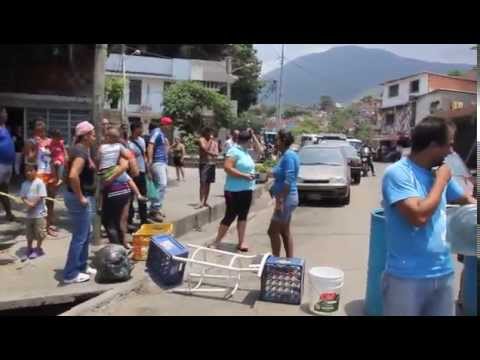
top-left (63, 191), bottom-right (95, 281)
top-left (382, 272), bottom-right (455, 316)
top-left (150, 162), bottom-right (168, 212)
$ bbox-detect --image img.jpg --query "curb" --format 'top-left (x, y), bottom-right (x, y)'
top-left (60, 277), bottom-right (146, 316)
top-left (171, 181), bottom-right (272, 239)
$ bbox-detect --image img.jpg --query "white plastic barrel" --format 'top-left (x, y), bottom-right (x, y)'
top-left (308, 267), bottom-right (344, 316)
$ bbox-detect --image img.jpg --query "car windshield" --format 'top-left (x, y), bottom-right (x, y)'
top-left (348, 141), bottom-right (362, 151)
top-left (341, 145), bottom-right (358, 158)
top-left (299, 147), bottom-right (344, 166)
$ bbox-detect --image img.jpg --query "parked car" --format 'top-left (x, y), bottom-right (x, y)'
top-left (318, 133), bottom-right (347, 141)
top-left (347, 138), bottom-right (363, 152)
top-left (297, 145), bottom-right (351, 205)
top-left (317, 140), bottom-right (362, 184)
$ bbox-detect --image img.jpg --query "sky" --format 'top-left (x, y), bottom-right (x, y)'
top-left (255, 44), bottom-right (477, 75)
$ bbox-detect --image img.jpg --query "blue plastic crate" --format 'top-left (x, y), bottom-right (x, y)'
top-left (260, 256), bottom-right (305, 305)
top-left (146, 234), bottom-right (189, 286)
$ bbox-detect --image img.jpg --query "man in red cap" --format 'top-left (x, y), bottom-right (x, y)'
top-left (146, 117), bottom-right (171, 222)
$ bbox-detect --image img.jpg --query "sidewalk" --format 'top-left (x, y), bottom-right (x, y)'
top-left (0, 166), bottom-right (267, 312)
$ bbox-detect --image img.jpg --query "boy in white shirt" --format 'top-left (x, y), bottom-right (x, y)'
top-left (20, 164), bottom-right (47, 260)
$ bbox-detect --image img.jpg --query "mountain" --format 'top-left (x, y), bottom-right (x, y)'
top-left (260, 46), bottom-right (474, 106)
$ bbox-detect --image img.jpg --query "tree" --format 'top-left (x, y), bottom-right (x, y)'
top-left (104, 76), bottom-right (124, 108)
top-left (230, 111), bottom-right (264, 133)
top-left (291, 117), bottom-right (322, 136)
top-left (283, 105), bottom-right (309, 118)
top-left (163, 81), bottom-right (233, 134)
top-left (447, 69), bottom-right (463, 76)
top-left (226, 44), bottom-right (264, 113)
top-left (319, 96), bottom-right (335, 112)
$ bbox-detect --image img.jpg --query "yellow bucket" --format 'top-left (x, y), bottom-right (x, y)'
top-left (132, 223), bottom-right (174, 261)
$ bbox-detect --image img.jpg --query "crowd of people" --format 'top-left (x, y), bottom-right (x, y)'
top-left (2, 104), bottom-right (475, 316)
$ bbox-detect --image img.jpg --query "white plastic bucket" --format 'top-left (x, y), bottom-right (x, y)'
top-left (308, 267), bottom-right (344, 316)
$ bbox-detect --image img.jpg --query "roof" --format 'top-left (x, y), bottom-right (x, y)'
top-left (380, 71), bottom-right (477, 86)
top-left (433, 104), bottom-right (477, 120)
top-left (416, 88), bottom-right (477, 97)
top-left (106, 54), bottom-right (173, 77)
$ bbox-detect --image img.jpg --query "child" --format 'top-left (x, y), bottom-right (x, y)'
top-left (20, 164), bottom-right (48, 260)
top-left (97, 127), bottom-right (147, 202)
top-left (49, 129), bottom-right (67, 187)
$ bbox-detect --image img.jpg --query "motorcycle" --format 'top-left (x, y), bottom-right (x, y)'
top-left (361, 155), bottom-right (370, 177)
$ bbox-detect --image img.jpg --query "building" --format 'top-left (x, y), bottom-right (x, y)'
top-left (104, 54), bottom-right (238, 130)
top-left (0, 45), bottom-right (95, 144)
top-left (379, 71), bottom-right (477, 137)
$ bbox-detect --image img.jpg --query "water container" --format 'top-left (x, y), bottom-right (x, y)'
top-left (364, 208), bottom-right (386, 316)
top-left (463, 256), bottom-right (477, 316)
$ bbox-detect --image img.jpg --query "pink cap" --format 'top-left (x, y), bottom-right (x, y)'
top-left (160, 116), bottom-right (173, 126)
top-left (75, 121), bottom-right (95, 136)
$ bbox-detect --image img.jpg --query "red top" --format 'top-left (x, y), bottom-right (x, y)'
top-left (49, 139), bottom-right (66, 165)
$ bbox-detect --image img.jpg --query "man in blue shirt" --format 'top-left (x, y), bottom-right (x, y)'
top-left (0, 107), bottom-right (16, 221)
top-left (146, 117), bottom-right (171, 223)
top-left (382, 116), bottom-right (476, 316)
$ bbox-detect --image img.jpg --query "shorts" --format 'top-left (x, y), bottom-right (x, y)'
top-left (221, 190), bottom-right (253, 226)
top-left (173, 157), bottom-right (184, 167)
top-left (199, 163), bottom-right (216, 184)
top-left (26, 217), bottom-right (47, 242)
top-left (272, 192), bottom-right (299, 223)
top-left (37, 173), bottom-right (57, 186)
top-left (0, 163), bottom-right (13, 184)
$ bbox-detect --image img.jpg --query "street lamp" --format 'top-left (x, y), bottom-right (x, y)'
top-left (121, 46), bottom-right (142, 133)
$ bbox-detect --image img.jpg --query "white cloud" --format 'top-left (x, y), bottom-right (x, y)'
top-left (255, 44), bottom-right (477, 74)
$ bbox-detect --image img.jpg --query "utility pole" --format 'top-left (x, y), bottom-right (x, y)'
top-left (277, 44), bottom-right (285, 124)
top-left (92, 44), bottom-right (108, 245)
top-left (121, 44), bottom-right (128, 129)
top-left (226, 56), bottom-right (232, 99)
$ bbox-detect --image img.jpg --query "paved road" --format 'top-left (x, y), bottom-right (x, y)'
top-left (84, 163), bottom-right (463, 316)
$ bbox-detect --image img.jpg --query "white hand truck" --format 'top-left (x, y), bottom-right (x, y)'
top-left (169, 244), bottom-right (270, 299)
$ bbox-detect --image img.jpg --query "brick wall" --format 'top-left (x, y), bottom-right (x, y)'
top-left (428, 74), bottom-right (476, 93)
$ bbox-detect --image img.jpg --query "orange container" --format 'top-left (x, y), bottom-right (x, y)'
top-left (132, 223), bottom-right (174, 261)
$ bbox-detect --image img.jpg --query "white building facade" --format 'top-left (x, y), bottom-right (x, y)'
top-left (104, 54), bottom-right (237, 128)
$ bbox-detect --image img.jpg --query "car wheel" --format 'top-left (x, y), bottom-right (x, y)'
top-left (353, 174), bottom-right (361, 184)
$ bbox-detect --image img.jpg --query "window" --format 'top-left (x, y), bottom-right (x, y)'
top-left (410, 80), bottom-right (419, 93)
top-left (388, 84), bottom-right (399, 98)
top-left (430, 101), bottom-right (440, 114)
top-left (385, 113), bottom-right (395, 126)
top-left (129, 79), bottom-right (142, 105)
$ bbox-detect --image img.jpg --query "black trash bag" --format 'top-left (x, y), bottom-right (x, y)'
top-left (94, 244), bottom-right (134, 283)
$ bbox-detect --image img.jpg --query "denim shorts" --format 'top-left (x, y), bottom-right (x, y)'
top-left (272, 192), bottom-right (299, 223)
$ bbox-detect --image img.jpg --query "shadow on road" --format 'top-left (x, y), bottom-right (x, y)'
top-left (299, 199), bottom-right (345, 208)
top-left (344, 299), bottom-right (365, 316)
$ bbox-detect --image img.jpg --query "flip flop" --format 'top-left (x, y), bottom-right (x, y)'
top-left (237, 245), bottom-right (249, 252)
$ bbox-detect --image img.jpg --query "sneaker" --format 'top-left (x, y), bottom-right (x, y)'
top-left (85, 266), bottom-right (97, 276)
top-left (28, 250), bottom-right (39, 260)
top-left (149, 212), bottom-right (164, 223)
top-left (64, 273), bottom-right (90, 284)
top-left (36, 248), bottom-right (45, 257)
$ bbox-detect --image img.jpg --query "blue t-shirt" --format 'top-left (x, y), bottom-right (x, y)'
top-left (149, 128), bottom-right (167, 164)
top-left (271, 149), bottom-right (300, 196)
top-left (224, 146), bottom-right (256, 192)
top-left (0, 127), bottom-right (15, 165)
top-left (382, 157), bottom-right (465, 279)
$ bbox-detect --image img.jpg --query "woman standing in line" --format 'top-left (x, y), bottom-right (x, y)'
top-left (267, 129), bottom-right (300, 258)
top-left (208, 129), bottom-right (263, 252)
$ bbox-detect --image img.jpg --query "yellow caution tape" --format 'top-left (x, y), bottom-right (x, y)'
top-left (0, 192), bottom-right (62, 204)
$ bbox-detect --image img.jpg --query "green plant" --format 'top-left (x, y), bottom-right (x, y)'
top-left (105, 76), bottom-right (124, 107)
top-left (255, 164), bottom-right (268, 173)
top-left (182, 133), bottom-right (199, 155)
top-left (163, 81), bottom-right (233, 134)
